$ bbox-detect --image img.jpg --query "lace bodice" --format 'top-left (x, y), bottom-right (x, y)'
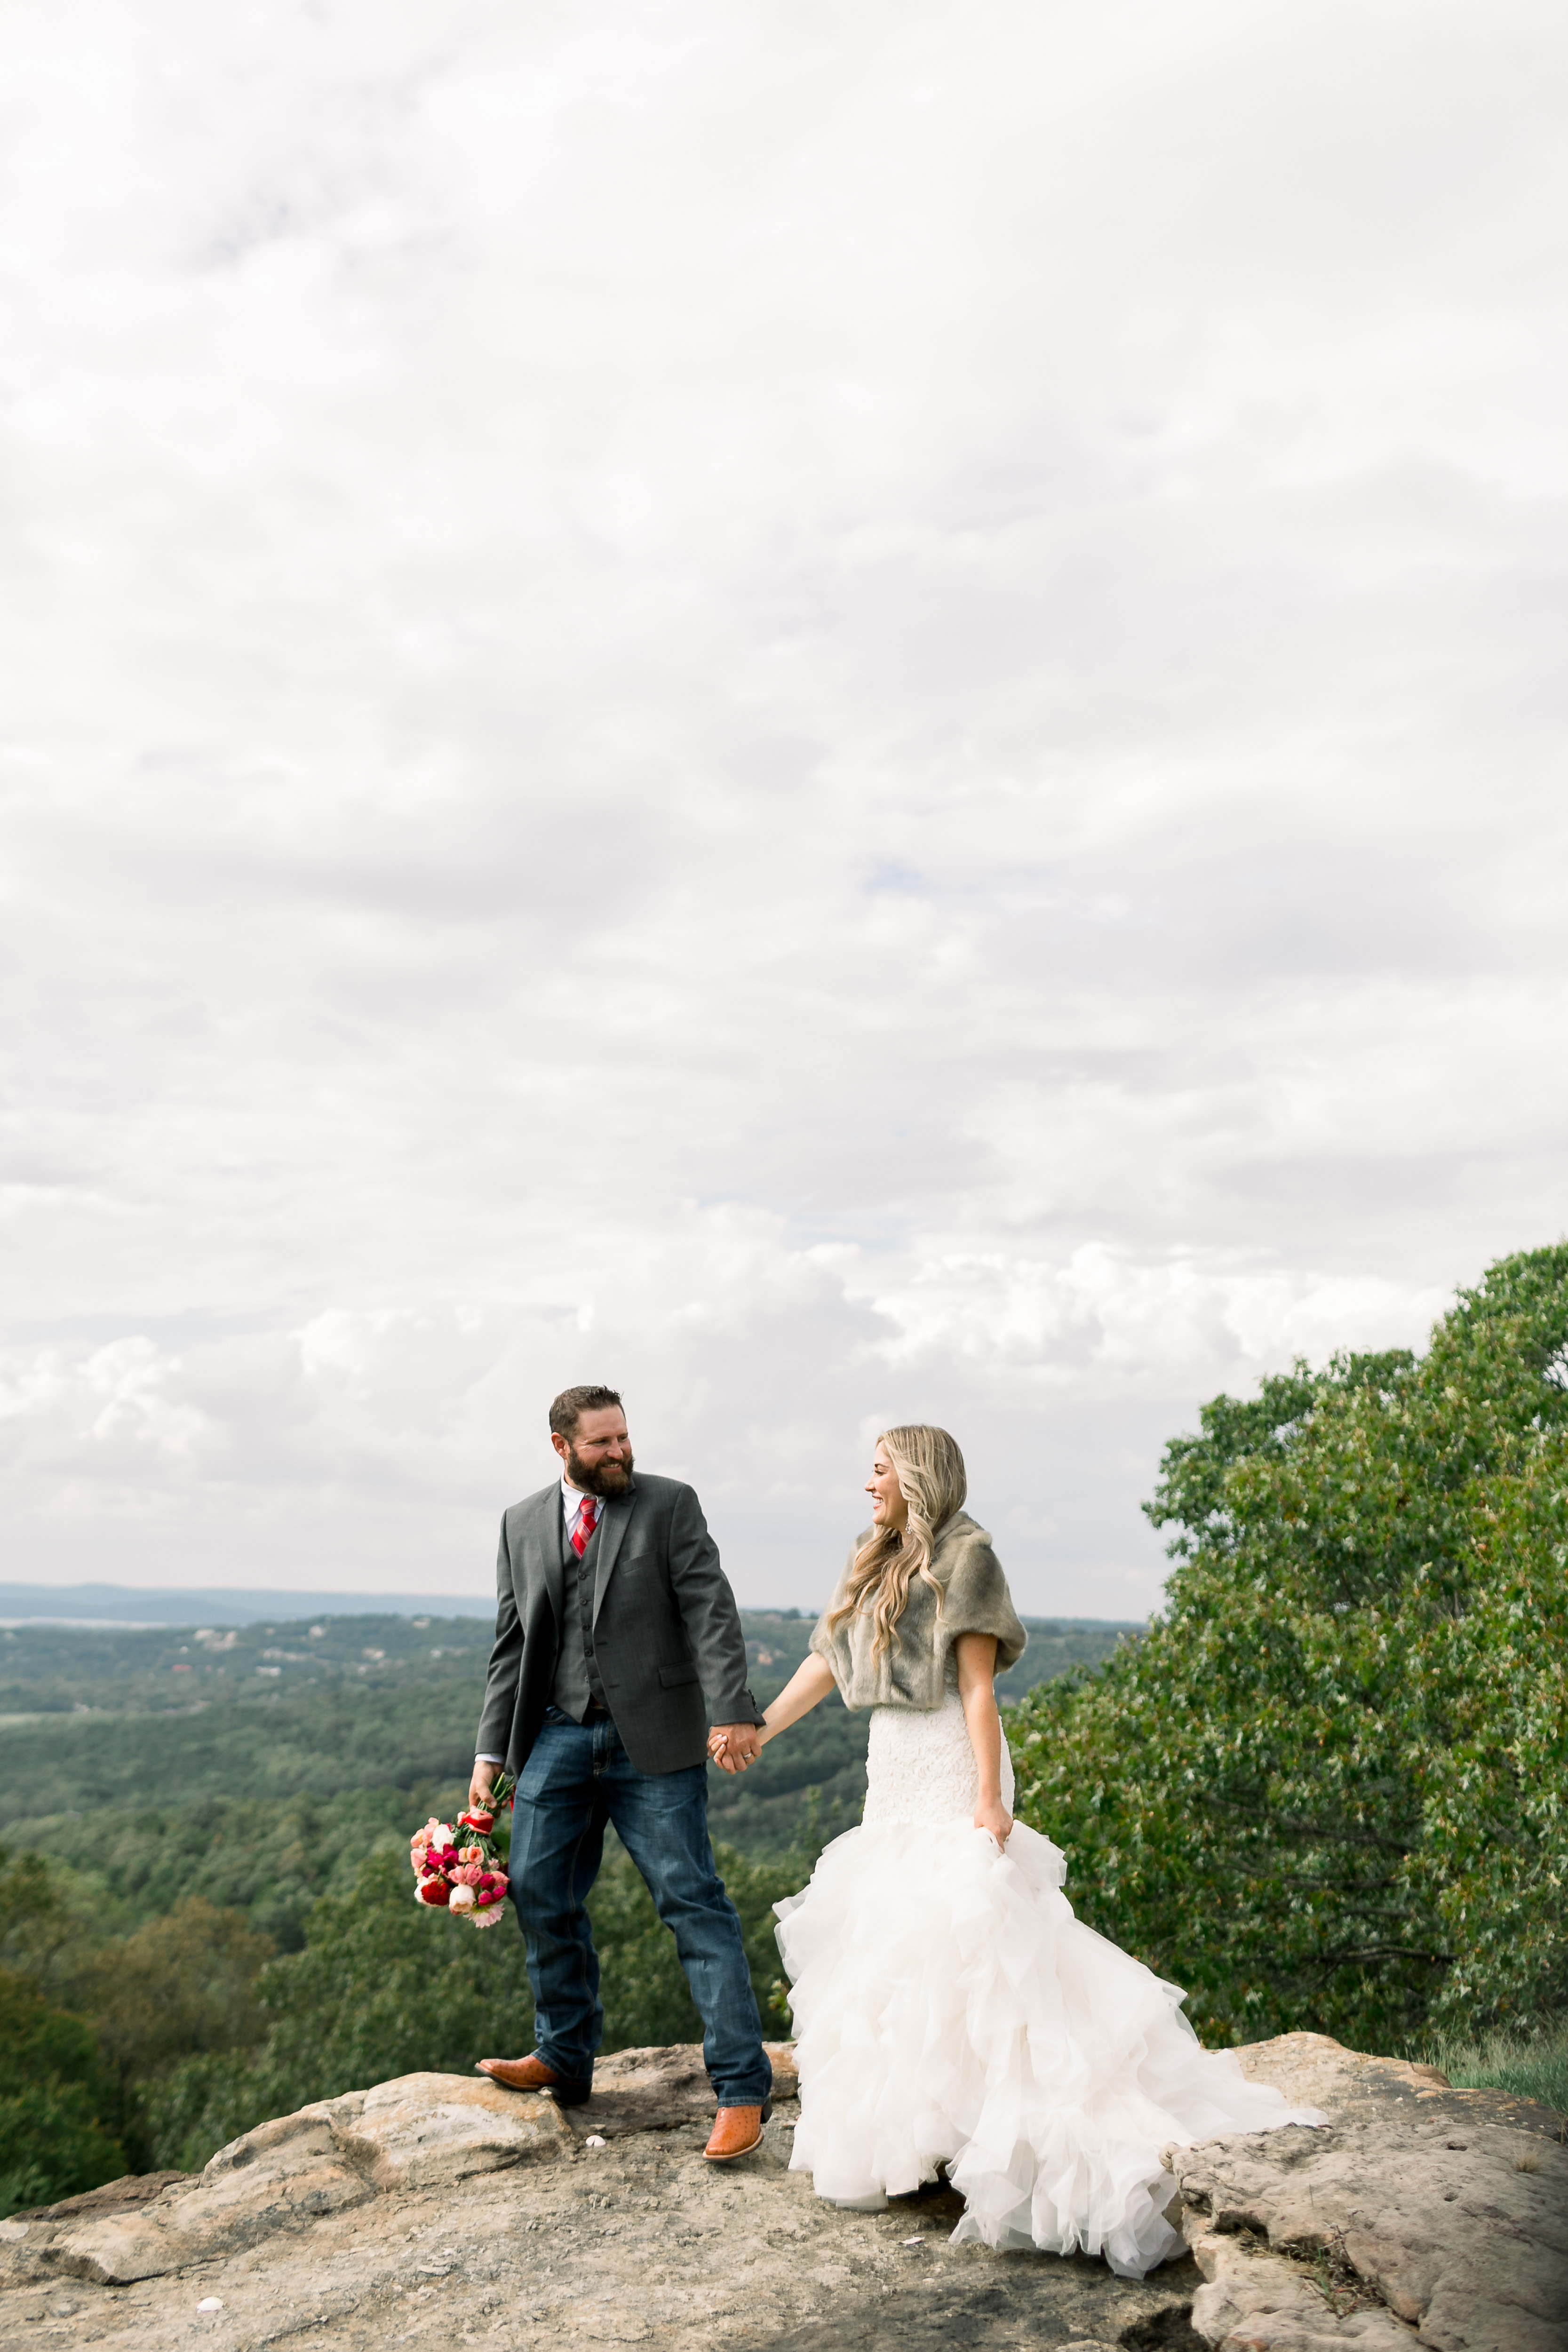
top-left (860, 1683), bottom-right (1015, 1830)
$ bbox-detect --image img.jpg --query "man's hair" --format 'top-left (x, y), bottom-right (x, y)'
top-left (549, 1385), bottom-right (624, 1439)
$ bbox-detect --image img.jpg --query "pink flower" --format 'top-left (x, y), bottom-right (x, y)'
top-left (460, 1844), bottom-right (484, 1865)
top-left (471, 1900), bottom-right (506, 1929)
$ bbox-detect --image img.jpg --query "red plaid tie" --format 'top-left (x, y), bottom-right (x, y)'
top-left (570, 1496), bottom-right (600, 1558)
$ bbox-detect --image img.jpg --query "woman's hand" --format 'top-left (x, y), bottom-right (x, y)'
top-left (974, 1793), bottom-right (1013, 1846)
top-left (709, 1655), bottom-right (838, 1773)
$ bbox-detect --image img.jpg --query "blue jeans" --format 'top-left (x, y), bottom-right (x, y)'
top-left (509, 1705), bottom-right (772, 2107)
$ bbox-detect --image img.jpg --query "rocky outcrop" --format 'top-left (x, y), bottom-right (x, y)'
top-left (8, 2050), bottom-right (736, 2292)
top-left (1, 2034), bottom-right (1562, 2350)
top-left (1173, 2033), bottom-right (1568, 2352)
top-left (30, 2074), bottom-right (579, 2288)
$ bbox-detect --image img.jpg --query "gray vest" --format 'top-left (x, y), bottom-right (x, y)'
top-left (549, 1501), bottom-right (609, 1720)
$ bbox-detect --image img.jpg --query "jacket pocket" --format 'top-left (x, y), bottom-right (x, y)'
top-left (657, 1661), bottom-right (701, 1688)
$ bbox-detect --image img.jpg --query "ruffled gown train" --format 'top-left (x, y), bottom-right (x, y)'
top-left (773, 1687), bottom-right (1323, 2277)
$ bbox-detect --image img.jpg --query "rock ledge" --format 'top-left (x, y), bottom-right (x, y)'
top-left (2, 2033), bottom-right (1562, 2350)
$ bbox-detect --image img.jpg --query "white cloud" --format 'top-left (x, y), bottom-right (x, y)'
top-left (1, 0), bottom-right (1564, 1620)
top-left (0, 1216), bottom-right (1457, 1614)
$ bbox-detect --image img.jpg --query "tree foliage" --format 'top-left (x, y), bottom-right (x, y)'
top-left (1011, 1243), bottom-right (1568, 2050)
top-left (70, 1899), bottom-right (275, 2102)
top-left (0, 1968), bottom-right (129, 2217)
top-left (0, 1847), bottom-right (129, 2212)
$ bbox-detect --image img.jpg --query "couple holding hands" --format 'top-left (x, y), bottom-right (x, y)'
top-left (468, 1387), bottom-right (1316, 2278)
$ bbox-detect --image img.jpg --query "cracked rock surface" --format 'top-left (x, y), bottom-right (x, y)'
top-left (2, 2034), bottom-right (1562, 2352)
top-left (1171, 2032), bottom-right (1568, 2352)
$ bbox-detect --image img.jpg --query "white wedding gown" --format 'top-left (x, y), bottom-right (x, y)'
top-left (773, 1679), bottom-right (1324, 2277)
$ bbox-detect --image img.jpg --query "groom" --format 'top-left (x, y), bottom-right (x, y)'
top-left (470, 1385), bottom-right (774, 2158)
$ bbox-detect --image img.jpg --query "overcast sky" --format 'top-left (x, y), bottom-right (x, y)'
top-left (2, 0), bottom-right (1565, 1615)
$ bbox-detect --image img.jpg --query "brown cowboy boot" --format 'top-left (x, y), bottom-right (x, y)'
top-left (703, 2101), bottom-right (771, 2161)
top-left (477, 2055), bottom-right (592, 2107)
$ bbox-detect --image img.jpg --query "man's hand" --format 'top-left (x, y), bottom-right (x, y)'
top-left (709, 1722), bottom-right (763, 1774)
top-left (469, 1759), bottom-right (501, 1811)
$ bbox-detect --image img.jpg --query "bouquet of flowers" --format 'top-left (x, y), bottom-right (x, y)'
top-left (410, 1774), bottom-right (515, 1929)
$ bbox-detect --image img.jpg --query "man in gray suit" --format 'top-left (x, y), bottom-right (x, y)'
top-left (470, 1385), bottom-right (773, 2159)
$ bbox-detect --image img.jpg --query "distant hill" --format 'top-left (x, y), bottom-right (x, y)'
top-left (0, 1581), bottom-right (501, 1626)
top-left (0, 1605), bottom-right (1143, 1907)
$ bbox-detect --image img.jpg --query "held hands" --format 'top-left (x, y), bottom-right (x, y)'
top-left (708, 1722), bottom-right (764, 1774)
top-left (974, 1793), bottom-right (1013, 1847)
top-left (708, 1660), bottom-right (831, 1772)
top-left (469, 1760), bottom-right (501, 1811)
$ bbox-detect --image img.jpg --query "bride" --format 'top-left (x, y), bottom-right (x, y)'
top-left (708, 1424), bottom-right (1322, 2278)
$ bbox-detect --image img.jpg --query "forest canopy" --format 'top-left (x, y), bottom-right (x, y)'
top-left (1011, 1241), bottom-right (1568, 2051)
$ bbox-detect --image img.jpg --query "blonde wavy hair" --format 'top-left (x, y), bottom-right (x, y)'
top-left (827, 1424), bottom-right (968, 1659)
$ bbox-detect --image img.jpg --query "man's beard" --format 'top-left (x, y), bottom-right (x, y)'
top-left (563, 1446), bottom-right (634, 1500)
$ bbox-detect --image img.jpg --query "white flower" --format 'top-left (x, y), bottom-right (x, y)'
top-left (448, 1884), bottom-right (477, 1913)
top-left (470, 1901), bottom-right (507, 1929)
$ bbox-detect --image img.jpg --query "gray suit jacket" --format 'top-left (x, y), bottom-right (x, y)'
top-left (474, 1473), bottom-right (763, 1777)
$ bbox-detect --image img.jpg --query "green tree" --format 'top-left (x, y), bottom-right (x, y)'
top-left (1010, 1243), bottom-right (1568, 2052)
top-left (0, 1843), bottom-right (79, 1986)
top-left (0, 1969), bottom-right (127, 2217)
top-left (0, 1843), bottom-right (130, 2215)
top-left (64, 1898), bottom-right (275, 2160)
top-left (1, 1841), bottom-right (283, 2177)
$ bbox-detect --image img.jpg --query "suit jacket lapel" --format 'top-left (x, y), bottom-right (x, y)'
top-left (592, 1485), bottom-right (635, 1625)
top-left (538, 1485), bottom-right (565, 1635)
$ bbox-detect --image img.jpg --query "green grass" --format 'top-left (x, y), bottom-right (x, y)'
top-left (1423, 2017), bottom-right (1568, 2116)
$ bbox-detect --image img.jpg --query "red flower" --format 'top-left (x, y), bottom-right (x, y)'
top-left (460, 1809), bottom-right (495, 1835)
top-left (418, 1879), bottom-right (452, 1906)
